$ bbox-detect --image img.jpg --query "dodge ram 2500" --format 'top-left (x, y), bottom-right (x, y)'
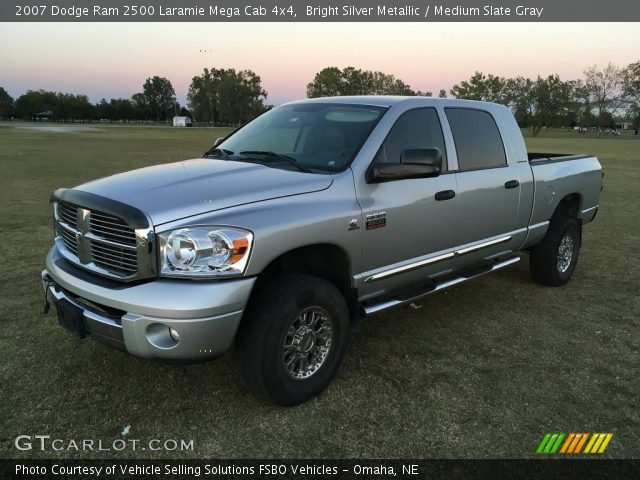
top-left (42, 96), bottom-right (602, 405)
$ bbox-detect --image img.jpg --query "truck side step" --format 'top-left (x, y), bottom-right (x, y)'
top-left (363, 256), bottom-right (520, 315)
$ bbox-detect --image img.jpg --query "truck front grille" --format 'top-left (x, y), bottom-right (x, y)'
top-left (54, 201), bottom-right (150, 280)
top-left (89, 211), bottom-right (137, 246)
top-left (57, 202), bottom-right (78, 229)
top-left (57, 222), bottom-right (79, 254)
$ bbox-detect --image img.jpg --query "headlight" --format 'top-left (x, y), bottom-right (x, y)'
top-left (158, 227), bottom-right (253, 278)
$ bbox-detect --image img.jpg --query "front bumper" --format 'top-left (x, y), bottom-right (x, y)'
top-left (43, 246), bottom-right (256, 360)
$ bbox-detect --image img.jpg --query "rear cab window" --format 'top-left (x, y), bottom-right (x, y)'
top-left (445, 108), bottom-right (507, 170)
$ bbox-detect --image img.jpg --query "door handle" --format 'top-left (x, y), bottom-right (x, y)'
top-left (504, 180), bottom-right (520, 189)
top-left (435, 190), bottom-right (456, 201)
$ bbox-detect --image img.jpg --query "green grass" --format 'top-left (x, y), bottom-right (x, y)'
top-left (0, 124), bottom-right (638, 459)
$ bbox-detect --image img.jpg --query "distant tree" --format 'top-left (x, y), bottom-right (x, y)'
top-left (187, 70), bottom-right (217, 124)
top-left (450, 71), bottom-right (508, 103)
top-left (14, 90), bottom-right (97, 121)
top-left (306, 67), bottom-right (343, 97)
top-left (438, 89), bottom-right (447, 98)
top-left (564, 79), bottom-right (590, 128)
top-left (501, 75), bottom-right (574, 135)
top-left (0, 87), bottom-right (14, 118)
top-left (450, 72), bottom-right (482, 100)
top-left (14, 90), bottom-right (58, 119)
top-left (96, 98), bottom-right (112, 120)
top-left (97, 98), bottom-right (135, 122)
top-left (112, 98), bottom-right (135, 121)
top-left (504, 76), bottom-right (536, 127)
top-left (415, 90), bottom-right (433, 97)
top-left (217, 69), bottom-right (267, 125)
top-left (569, 79), bottom-right (592, 125)
top-left (339, 67), bottom-right (371, 95)
top-left (131, 92), bottom-right (150, 120)
top-left (188, 68), bottom-right (267, 125)
top-left (368, 70), bottom-right (415, 95)
top-left (580, 111), bottom-right (598, 128)
top-left (307, 66), bottom-right (415, 97)
top-left (622, 61), bottom-right (640, 105)
top-left (583, 63), bottom-right (624, 117)
top-left (630, 104), bottom-right (640, 130)
top-left (529, 75), bottom-right (575, 136)
top-left (95, 98), bottom-right (136, 122)
top-left (137, 76), bottom-right (176, 122)
top-left (598, 111), bottom-right (616, 129)
top-left (53, 93), bottom-right (94, 121)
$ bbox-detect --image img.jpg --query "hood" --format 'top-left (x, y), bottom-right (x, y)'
top-left (76, 158), bottom-right (333, 226)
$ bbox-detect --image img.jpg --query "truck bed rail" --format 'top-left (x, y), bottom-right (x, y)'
top-left (528, 153), bottom-right (592, 164)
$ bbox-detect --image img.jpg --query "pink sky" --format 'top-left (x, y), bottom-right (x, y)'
top-left (1, 22), bottom-right (638, 106)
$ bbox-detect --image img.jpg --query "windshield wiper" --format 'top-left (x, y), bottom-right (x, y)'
top-left (239, 151), bottom-right (311, 173)
top-left (203, 147), bottom-right (234, 159)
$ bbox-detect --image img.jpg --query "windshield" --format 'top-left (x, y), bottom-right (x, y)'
top-left (212, 103), bottom-right (387, 173)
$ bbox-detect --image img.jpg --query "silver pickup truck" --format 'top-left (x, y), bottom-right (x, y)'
top-left (42, 96), bottom-right (602, 405)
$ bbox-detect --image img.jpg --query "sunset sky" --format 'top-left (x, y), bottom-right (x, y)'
top-left (1, 22), bottom-right (638, 106)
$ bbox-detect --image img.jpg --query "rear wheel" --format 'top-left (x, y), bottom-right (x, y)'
top-left (237, 274), bottom-right (349, 406)
top-left (530, 215), bottom-right (581, 286)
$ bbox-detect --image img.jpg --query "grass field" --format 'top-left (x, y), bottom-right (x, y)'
top-left (0, 123), bottom-right (638, 459)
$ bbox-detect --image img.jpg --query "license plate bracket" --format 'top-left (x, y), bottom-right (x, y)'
top-left (54, 296), bottom-right (87, 339)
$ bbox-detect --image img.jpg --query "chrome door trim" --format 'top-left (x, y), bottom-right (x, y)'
top-left (364, 252), bottom-right (455, 283)
top-left (363, 234), bottom-right (513, 283)
top-left (455, 235), bottom-right (512, 255)
top-left (529, 221), bottom-right (550, 230)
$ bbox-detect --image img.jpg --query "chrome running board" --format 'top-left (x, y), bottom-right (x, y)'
top-left (363, 256), bottom-right (520, 315)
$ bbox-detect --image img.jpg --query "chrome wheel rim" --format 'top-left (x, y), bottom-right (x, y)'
top-left (282, 306), bottom-right (333, 380)
top-left (557, 233), bottom-right (574, 273)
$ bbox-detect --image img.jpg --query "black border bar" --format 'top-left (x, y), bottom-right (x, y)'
top-left (3, 459), bottom-right (640, 480)
top-left (3, 0), bottom-right (640, 22)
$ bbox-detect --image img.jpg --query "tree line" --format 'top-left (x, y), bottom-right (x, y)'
top-left (446, 64), bottom-right (640, 135)
top-left (0, 76), bottom-right (180, 123)
top-left (0, 69), bottom-right (268, 126)
top-left (1, 61), bottom-right (639, 132)
top-left (306, 63), bottom-right (640, 134)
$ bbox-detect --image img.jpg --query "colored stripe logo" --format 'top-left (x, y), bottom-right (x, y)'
top-left (536, 433), bottom-right (613, 454)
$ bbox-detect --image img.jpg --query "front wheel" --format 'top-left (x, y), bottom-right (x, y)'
top-left (237, 274), bottom-right (349, 406)
top-left (530, 215), bottom-right (581, 286)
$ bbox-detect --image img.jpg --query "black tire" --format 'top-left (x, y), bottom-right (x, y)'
top-left (530, 215), bottom-right (581, 286)
top-left (237, 274), bottom-right (349, 406)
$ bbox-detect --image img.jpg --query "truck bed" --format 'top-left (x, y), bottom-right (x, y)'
top-left (525, 152), bottom-right (602, 242)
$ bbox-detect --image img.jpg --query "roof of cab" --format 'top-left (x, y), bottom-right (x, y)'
top-left (287, 96), bottom-right (410, 107)
top-left (284, 95), bottom-right (502, 109)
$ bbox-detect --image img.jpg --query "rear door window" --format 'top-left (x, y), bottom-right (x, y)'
top-left (445, 108), bottom-right (507, 170)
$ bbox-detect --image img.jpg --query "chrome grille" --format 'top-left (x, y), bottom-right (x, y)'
top-left (57, 202), bottom-right (77, 229)
top-left (91, 242), bottom-right (138, 276)
top-left (90, 211), bottom-right (137, 246)
top-left (57, 223), bottom-right (78, 254)
top-left (54, 201), bottom-right (143, 280)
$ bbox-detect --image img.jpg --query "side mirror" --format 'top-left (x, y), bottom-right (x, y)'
top-left (213, 137), bottom-right (224, 147)
top-left (367, 148), bottom-right (442, 183)
top-left (367, 162), bottom-right (440, 183)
